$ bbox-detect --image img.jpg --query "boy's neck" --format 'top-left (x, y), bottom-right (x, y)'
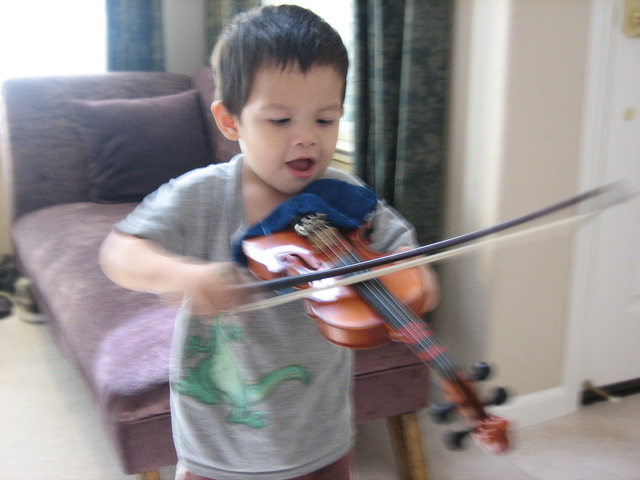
top-left (241, 165), bottom-right (295, 226)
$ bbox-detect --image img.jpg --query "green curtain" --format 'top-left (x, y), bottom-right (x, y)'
top-left (354, 0), bottom-right (452, 244)
top-left (204, 0), bottom-right (260, 64)
top-left (107, 0), bottom-right (165, 71)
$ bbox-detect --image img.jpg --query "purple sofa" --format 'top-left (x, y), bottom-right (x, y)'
top-left (1, 68), bottom-right (430, 479)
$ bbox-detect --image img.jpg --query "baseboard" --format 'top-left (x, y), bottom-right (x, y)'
top-left (489, 386), bottom-right (579, 429)
top-left (443, 380), bottom-right (640, 429)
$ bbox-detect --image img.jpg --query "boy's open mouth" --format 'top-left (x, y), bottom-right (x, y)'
top-left (286, 158), bottom-right (315, 178)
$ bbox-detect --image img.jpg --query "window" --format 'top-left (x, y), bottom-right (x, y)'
top-left (0, 1), bottom-right (106, 82)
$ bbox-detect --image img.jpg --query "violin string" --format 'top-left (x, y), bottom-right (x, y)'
top-left (320, 229), bottom-right (458, 379)
top-left (309, 227), bottom-right (424, 342)
top-left (312, 225), bottom-right (458, 379)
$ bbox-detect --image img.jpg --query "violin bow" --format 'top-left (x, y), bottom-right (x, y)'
top-left (226, 182), bottom-right (634, 313)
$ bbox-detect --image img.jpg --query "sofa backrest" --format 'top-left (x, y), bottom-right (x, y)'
top-left (1, 70), bottom-right (239, 220)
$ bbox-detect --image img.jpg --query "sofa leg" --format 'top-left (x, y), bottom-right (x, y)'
top-left (386, 411), bottom-right (429, 480)
top-left (137, 470), bottom-right (161, 480)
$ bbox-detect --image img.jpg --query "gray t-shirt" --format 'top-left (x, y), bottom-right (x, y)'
top-left (116, 155), bottom-right (417, 479)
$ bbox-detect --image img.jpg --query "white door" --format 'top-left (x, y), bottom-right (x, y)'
top-left (575, 1), bottom-right (640, 387)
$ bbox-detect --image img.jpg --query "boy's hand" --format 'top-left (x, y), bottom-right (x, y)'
top-left (179, 262), bottom-right (246, 316)
top-left (394, 246), bottom-right (440, 314)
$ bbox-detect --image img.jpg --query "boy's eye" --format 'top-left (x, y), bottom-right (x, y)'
top-left (271, 118), bottom-right (290, 125)
top-left (317, 119), bottom-right (335, 125)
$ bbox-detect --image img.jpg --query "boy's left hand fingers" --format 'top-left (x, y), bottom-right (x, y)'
top-left (393, 246), bottom-right (440, 314)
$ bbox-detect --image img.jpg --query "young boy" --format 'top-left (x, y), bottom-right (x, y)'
top-left (100, 5), bottom-right (438, 480)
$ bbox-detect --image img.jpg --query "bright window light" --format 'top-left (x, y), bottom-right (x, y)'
top-left (0, 1), bottom-right (106, 81)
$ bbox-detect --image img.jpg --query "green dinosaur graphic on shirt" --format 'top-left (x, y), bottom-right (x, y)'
top-left (176, 319), bottom-right (311, 428)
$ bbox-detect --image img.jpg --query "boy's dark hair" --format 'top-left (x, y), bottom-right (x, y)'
top-left (211, 4), bottom-right (349, 116)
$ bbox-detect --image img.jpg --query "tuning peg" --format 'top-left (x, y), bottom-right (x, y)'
top-left (428, 402), bottom-right (456, 424)
top-left (471, 361), bottom-right (491, 381)
top-left (444, 428), bottom-right (474, 450)
top-left (484, 386), bottom-right (508, 406)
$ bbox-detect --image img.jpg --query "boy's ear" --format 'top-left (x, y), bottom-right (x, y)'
top-left (211, 101), bottom-right (239, 141)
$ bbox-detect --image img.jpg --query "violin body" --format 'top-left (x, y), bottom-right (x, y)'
top-left (243, 228), bottom-right (427, 348)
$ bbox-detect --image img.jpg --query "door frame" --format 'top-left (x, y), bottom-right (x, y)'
top-left (564, 0), bottom-right (615, 406)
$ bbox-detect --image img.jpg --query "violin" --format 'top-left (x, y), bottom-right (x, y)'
top-left (242, 213), bottom-right (510, 454)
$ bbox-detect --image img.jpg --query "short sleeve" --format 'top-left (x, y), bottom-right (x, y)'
top-left (368, 199), bottom-right (419, 252)
top-left (115, 177), bottom-right (192, 256)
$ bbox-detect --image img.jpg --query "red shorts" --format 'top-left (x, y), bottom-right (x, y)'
top-left (176, 454), bottom-right (351, 480)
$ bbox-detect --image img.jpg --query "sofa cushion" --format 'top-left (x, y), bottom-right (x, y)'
top-left (11, 203), bottom-right (176, 423)
top-left (75, 90), bottom-right (211, 203)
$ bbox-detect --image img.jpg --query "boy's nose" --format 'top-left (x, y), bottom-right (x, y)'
top-left (293, 127), bottom-right (317, 147)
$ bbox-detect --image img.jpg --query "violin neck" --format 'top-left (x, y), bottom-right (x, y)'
top-left (338, 251), bottom-right (457, 380)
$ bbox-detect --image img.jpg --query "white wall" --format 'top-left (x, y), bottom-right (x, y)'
top-left (436, 0), bottom-right (591, 426)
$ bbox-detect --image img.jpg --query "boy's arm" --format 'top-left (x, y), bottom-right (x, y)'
top-left (99, 230), bottom-right (240, 314)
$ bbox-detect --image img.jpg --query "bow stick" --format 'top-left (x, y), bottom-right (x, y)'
top-left (226, 183), bottom-right (633, 313)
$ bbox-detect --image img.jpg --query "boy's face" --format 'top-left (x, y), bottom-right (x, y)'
top-left (215, 64), bottom-right (344, 197)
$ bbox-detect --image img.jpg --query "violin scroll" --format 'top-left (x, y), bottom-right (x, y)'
top-left (429, 362), bottom-right (511, 454)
